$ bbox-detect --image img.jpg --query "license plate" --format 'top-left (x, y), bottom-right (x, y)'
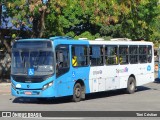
top-left (24, 91), bottom-right (32, 95)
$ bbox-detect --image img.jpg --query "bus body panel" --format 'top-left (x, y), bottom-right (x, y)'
top-left (52, 39), bottom-right (91, 97)
top-left (89, 66), bottom-right (120, 92)
top-left (54, 67), bottom-right (90, 97)
top-left (88, 40), bottom-right (154, 93)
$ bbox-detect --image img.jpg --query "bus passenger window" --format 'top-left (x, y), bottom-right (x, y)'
top-left (129, 46), bottom-right (138, 64)
top-left (148, 45), bottom-right (152, 63)
top-left (105, 45), bottom-right (118, 65)
top-left (119, 46), bottom-right (129, 64)
top-left (139, 46), bottom-right (147, 63)
top-left (89, 45), bottom-right (103, 66)
top-left (72, 45), bottom-right (88, 67)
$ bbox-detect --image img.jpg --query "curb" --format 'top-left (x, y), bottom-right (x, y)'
top-left (0, 83), bottom-right (11, 86)
top-left (0, 83), bottom-right (11, 95)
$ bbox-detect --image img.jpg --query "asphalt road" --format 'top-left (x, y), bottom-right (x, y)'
top-left (0, 80), bottom-right (160, 120)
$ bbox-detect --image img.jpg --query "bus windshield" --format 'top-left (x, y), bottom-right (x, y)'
top-left (11, 50), bottom-right (54, 76)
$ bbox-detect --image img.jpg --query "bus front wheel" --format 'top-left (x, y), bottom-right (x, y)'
top-left (73, 83), bottom-right (82, 102)
top-left (127, 77), bottom-right (136, 94)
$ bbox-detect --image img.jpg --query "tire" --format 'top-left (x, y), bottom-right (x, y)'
top-left (73, 83), bottom-right (82, 102)
top-left (127, 77), bottom-right (136, 94)
top-left (81, 86), bottom-right (86, 101)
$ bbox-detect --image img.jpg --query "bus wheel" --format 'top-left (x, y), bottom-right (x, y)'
top-left (127, 77), bottom-right (136, 94)
top-left (73, 83), bottom-right (82, 102)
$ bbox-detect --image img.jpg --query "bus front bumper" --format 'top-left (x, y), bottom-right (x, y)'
top-left (11, 85), bottom-right (56, 98)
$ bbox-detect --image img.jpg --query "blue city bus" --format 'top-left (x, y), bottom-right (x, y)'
top-left (11, 37), bottom-right (154, 102)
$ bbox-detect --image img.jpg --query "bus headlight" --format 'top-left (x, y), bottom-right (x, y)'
top-left (43, 85), bottom-right (48, 90)
top-left (48, 82), bottom-right (53, 87)
top-left (42, 81), bottom-right (54, 90)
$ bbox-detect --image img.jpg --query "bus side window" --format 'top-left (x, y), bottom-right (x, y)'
top-left (139, 46), bottom-right (147, 63)
top-left (55, 45), bottom-right (69, 77)
top-left (89, 45), bottom-right (103, 66)
top-left (119, 45), bottom-right (129, 64)
top-left (129, 45), bottom-right (138, 64)
top-left (56, 52), bottom-right (63, 68)
top-left (105, 45), bottom-right (118, 65)
top-left (148, 45), bottom-right (152, 63)
top-left (72, 45), bottom-right (88, 67)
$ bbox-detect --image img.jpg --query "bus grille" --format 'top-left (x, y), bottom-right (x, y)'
top-left (11, 75), bottom-right (51, 83)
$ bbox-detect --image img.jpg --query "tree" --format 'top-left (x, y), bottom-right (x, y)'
top-left (0, 1), bottom-right (12, 54)
top-left (5, 0), bottom-right (50, 37)
top-left (116, 0), bottom-right (160, 41)
top-left (0, 2), bottom-right (2, 26)
top-left (3, 0), bottom-right (160, 41)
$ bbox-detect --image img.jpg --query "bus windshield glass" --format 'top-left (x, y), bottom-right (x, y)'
top-left (11, 50), bottom-right (54, 76)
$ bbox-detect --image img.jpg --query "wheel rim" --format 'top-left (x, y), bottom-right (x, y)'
top-left (75, 86), bottom-right (81, 98)
top-left (130, 81), bottom-right (135, 91)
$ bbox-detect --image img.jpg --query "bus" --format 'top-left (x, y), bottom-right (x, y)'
top-left (11, 36), bottom-right (154, 102)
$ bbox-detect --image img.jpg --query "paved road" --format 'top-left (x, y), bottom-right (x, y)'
top-left (0, 81), bottom-right (160, 120)
top-left (1, 83), bottom-right (160, 111)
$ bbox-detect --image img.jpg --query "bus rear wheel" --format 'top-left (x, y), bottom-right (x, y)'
top-left (127, 77), bottom-right (136, 94)
top-left (73, 83), bottom-right (82, 102)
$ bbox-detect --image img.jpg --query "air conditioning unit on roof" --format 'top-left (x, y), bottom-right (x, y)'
top-left (78, 38), bottom-right (88, 40)
top-left (110, 38), bottom-right (131, 41)
top-left (95, 38), bottom-right (104, 41)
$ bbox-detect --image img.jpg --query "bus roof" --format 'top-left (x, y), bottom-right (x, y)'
top-left (15, 38), bottom-right (49, 42)
top-left (16, 37), bottom-right (153, 46)
top-left (88, 40), bottom-right (153, 45)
